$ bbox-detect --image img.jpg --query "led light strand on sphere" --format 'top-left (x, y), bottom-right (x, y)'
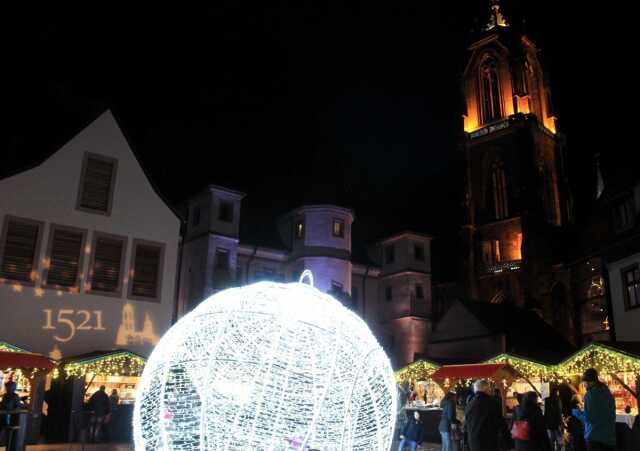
top-left (134, 272), bottom-right (397, 451)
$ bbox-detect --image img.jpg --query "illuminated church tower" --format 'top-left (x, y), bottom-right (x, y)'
top-left (460, 1), bottom-right (574, 333)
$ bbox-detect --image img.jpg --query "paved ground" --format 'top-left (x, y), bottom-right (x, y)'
top-left (392, 441), bottom-right (442, 451)
top-left (0, 442), bottom-right (443, 450)
top-left (0, 445), bottom-right (132, 451)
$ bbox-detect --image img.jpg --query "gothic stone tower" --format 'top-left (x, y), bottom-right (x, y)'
top-left (460, 1), bottom-right (574, 331)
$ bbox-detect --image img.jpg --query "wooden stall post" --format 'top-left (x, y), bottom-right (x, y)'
top-left (498, 384), bottom-right (507, 417)
top-left (26, 371), bottom-right (46, 444)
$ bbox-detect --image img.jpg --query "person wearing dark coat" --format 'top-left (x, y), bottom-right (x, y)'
top-left (439, 392), bottom-right (459, 451)
top-left (87, 385), bottom-right (111, 443)
top-left (572, 368), bottom-right (616, 450)
top-left (514, 391), bottom-right (552, 451)
top-left (464, 380), bottom-right (512, 451)
top-left (397, 410), bottom-right (424, 451)
top-left (0, 381), bottom-right (24, 430)
top-left (0, 381), bottom-right (25, 447)
top-left (544, 386), bottom-right (563, 450)
top-left (630, 414), bottom-right (640, 451)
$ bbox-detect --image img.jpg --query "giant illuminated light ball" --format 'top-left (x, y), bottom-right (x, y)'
top-left (134, 273), bottom-right (397, 451)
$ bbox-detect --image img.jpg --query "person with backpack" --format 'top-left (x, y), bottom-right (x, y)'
top-left (512, 391), bottom-right (552, 451)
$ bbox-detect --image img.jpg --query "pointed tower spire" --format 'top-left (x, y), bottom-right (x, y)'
top-left (484, 0), bottom-right (509, 30)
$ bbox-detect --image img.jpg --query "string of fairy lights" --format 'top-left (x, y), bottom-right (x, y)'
top-left (394, 344), bottom-right (640, 386)
top-left (0, 342), bottom-right (50, 386)
top-left (61, 352), bottom-right (146, 378)
top-left (395, 359), bottom-right (440, 385)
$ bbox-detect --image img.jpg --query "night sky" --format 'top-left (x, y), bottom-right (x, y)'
top-left (3, 1), bottom-right (635, 279)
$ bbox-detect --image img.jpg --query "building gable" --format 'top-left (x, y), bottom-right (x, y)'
top-left (0, 110), bottom-right (179, 237)
top-left (430, 300), bottom-right (491, 342)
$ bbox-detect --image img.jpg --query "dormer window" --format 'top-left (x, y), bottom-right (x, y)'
top-left (77, 153), bottom-right (117, 215)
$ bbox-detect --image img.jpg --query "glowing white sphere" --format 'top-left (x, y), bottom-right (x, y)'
top-left (134, 278), bottom-right (397, 451)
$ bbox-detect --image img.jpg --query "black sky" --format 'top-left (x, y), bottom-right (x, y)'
top-left (3, 1), bottom-right (636, 278)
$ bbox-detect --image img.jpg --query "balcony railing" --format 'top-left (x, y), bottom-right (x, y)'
top-left (485, 259), bottom-right (522, 275)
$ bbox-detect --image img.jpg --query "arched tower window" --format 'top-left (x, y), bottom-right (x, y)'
top-left (491, 161), bottom-right (508, 219)
top-left (538, 163), bottom-right (559, 225)
top-left (479, 57), bottom-right (503, 124)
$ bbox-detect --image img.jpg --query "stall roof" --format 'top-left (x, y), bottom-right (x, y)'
top-left (60, 349), bottom-right (145, 364)
top-left (395, 359), bottom-right (441, 384)
top-left (0, 350), bottom-right (56, 372)
top-left (430, 363), bottom-right (520, 381)
top-left (557, 341), bottom-right (640, 377)
top-left (484, 353), bottom-right (553, 379)
top-left (0, 341), bottom-right (30, 353)
top-left (60, 350), bottom-right (146, 378)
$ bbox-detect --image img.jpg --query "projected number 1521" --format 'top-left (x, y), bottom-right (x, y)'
top-left (43, 309), bottom-right (106, 343)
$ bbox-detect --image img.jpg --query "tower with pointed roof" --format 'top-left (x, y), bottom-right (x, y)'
top-left (459, 1), bottom-right (575, 338)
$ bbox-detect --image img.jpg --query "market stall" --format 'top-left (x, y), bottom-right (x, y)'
top-left (555, 342), bottom-right (639, 423)
top-left (0, 349), bottom-right (56, 444)
top-left (0, 341), bottom-right (30, 354)
top-left (484, 353), bottom-right (556, 412)
top-left (48, 350), bottom-right (146, 443)
top-left (430, 363), bottom-right (535, 416)
top-left (395, 359), bottom-right (443, 408)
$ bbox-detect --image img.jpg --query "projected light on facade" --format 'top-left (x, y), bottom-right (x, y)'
top-left (133, 271), bottom-right (397, 450)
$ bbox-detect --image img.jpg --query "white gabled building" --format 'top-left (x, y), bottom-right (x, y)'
top-left (0, 110), bottom-right (181, 359)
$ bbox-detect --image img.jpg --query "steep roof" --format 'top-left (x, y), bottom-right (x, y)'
top-left (2, 108), bottom-right (182, 221)
top-left (431, 300), bottom-right (575, 364)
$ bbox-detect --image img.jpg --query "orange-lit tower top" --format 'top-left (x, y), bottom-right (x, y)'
top-left (462, 0), bottom-right (556, 134)
top-left (459, 2), bottom-right (575, 339)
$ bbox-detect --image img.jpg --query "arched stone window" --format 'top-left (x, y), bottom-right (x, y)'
top-left (480, 57), bottom-right (503, 124)
top-left (491, 161), bottom-right (508, 219)
top-left (540, 165), bottom-right (558, 224)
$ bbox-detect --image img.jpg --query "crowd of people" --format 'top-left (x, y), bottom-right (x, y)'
top-left (397, 367), bottom-right (640, 451)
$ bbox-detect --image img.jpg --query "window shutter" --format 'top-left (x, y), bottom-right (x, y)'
top-left (80, 157), bottom-right (115, 212)
top-left (47, 229), bottom-right (83, 287)
top-left (1, 220), bottom-right (39, 282)
top-left (91, 236), bottom-right (124, 292)
top-left (131, 244), bottom-right (161, 299)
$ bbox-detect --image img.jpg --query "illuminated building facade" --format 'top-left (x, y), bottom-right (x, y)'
top-left (459, 1), bottom-right (575, 338)
top-left (0, 111), bottom-right (181, 359)
top-left (177, 192), bottom-right (434, 368)
top-left (572, 171), bottom-right (640, 343)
